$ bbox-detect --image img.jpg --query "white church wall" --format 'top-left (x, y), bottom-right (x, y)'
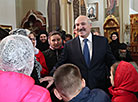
top-left (0, 0), bottom-right (16, 29)
top-left (87, 0), bottom-right (104, 36)
top-left (133, 0), bottom-right (138, 12)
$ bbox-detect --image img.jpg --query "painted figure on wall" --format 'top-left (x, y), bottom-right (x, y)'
top-left (88, 7), bottom-right (95, 19)
top-left (106, 0), bottom-right (117, 15)
top-left (134, 32), bottom-right (138, 42)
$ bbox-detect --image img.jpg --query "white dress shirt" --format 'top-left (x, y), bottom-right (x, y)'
top-left (79, 33), bottom-right (92, 60)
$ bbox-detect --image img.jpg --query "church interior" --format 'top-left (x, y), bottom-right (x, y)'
top-left (0, 0), bottom-right (138, 64)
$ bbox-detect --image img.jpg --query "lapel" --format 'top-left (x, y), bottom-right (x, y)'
top-left (90, 34), bottom-right (100, 66)
top-left (90, 34), bottom-right (94, 66)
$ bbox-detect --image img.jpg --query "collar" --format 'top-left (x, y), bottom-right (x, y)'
top-left (50, 45), bottom-right (64, 50)
top-left (69, 87), bottom-right (90, 102)
top-left (79, 32), bottom-right (92, 43)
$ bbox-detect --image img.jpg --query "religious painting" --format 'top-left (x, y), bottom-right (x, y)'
top-left (131, 29), bottom-right (138, 43)
top-left (87, 2), bottom-right (98, 21)
top-left (130, 14), bottom-right (138, 44)
top-left (104, 0), bottom-right (119, 19)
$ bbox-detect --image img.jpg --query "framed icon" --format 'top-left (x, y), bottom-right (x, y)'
top-left (87, 2), bottom-right (98, 21)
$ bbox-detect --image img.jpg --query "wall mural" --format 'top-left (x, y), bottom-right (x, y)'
top-left (104, 0), bottom-right (119, 21)
top-left (130, 14), bottom-right (138, 44)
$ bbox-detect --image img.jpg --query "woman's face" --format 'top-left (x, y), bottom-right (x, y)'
top-left (49, 34), bottom-right (62, 49)
top-left (40, 34), bottom-right (47, 43)
top-left (28, 33), bottom-right (36, 47)
top-left (110, 66), bottom-right (114, 87)
top-left (112, 34), bottom-right (117, 40)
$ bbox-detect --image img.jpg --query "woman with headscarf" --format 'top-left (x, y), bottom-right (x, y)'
top-left (109, 61), bottom-right (138, 102)
top-left (9, 28), bottom-right (42, 84)
top-left (29, 32), bottom-right (49, 77)
top-left (36, 30), bottom-right (49, 52)
top-left (109, 32), bottom-right (120, 60)
top-left (0, 35), bottom-right (51, 102)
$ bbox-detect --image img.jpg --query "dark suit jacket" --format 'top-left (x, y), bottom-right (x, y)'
top-left (56, 34), bottom-right (116, 90)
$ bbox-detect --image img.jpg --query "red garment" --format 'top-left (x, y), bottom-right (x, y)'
top-left (35, 50), bottom-right (49, 77)
top-left (0, 70), bottom-right (51, 102)
top-left (109, 61), bottom-right (138, 102)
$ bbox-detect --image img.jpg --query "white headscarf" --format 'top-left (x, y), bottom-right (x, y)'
top-left (9, 28), bottom-right (31, 36)
top-left (0, 35), bottom-right (34, 76)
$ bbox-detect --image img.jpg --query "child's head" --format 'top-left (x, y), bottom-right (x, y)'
top-left (110, 62), bottom-right (120, 87)
top-left (53, 64), bottom-right (85, 101)
top-left (110, 61), bottom-right (138, 92)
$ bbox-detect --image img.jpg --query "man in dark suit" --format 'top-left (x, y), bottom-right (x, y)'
top-left (56, 15), bottom-right (116, 91)
top-left (40, 15), bottom-right (116, 93)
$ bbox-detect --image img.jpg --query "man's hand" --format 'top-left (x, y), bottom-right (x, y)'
top-left (39, 76), bottom-right (54, 89)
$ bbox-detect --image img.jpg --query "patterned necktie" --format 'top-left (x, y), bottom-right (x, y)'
top-left (83, 39), bottom-right (90, 67)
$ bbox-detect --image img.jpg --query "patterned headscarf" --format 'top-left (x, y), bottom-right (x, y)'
top-left (9, 28), bottom-right (31, 36)
top-left (0, 35), bottom-right (34, 76)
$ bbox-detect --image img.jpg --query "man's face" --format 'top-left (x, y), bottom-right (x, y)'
top-left (49, 34), bottom-right (62, 49)
top-left (75, 16), bottom-right (92, 38)
top-left (40, 34), bottom-right (47, 43)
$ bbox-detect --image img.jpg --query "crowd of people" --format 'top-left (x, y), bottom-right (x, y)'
top-left (0, 15), bottom-right (138, 102)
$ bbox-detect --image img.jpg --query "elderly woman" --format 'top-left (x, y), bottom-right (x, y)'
top-left (28, 32), bottom-right (49, 77)
top-left (9, 28), bottom-right (48, 80)
top-left (109, 32), bottom-right (120, 60)
top-left (0, 35), bottom-right (51, 102)
top-left (109, 61), bottom-right (138, 102)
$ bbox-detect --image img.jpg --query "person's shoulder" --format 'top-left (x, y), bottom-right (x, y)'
top-left (42, 49), bottom-right (52, 54)
top-left (93, 35), bottom-right (107, 39)
top-left (90, 88), bottom-right (111, 101)
top-left (24, 85), bottom-right (52, 102)
top-left (93, 35), bottom-right (108, 43)
top-left (91, 88), bottom-right (107, 94)
top-left (35, 50), bottom-right (43, 57)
